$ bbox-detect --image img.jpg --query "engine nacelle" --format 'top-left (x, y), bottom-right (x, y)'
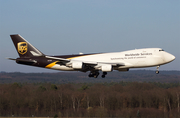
top-left (72, 62), bottom-right (83, 69)
top-left (101, 65), bottom-right (112, 72)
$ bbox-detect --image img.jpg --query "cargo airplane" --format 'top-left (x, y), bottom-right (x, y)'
top-left (8, 34), bottom-right (175, 78)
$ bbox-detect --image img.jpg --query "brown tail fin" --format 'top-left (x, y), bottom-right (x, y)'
top-left (10, 34), bottom-right (45, 58)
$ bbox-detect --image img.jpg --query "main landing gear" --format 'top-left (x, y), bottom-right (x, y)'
top-left (155, 66), bottom-right (160, 74)
top-left (88, 71), bottom-right (107, 78)
top-left (88, 71), bottom-right (99, 78)
top-left (102, 72), bottom-right (107, 78)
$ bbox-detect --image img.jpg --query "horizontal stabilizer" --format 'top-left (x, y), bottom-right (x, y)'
top-left (7, 58), bottom-right (37, 65)
top-left (7, 58), bottom-right (16, 61)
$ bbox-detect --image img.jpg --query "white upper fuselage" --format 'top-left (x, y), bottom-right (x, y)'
top-left (49, 48), bottom-right (175, 71)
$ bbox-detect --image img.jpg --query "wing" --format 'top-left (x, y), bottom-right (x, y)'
top-left (45, 56), bottom-right (70, 62)
top-left (46, 56), bottom-right (125, 72)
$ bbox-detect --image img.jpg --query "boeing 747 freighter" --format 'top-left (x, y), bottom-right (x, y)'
top-left (8, 34), bottom-right (175, 78)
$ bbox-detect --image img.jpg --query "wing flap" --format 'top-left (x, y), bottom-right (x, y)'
top-left (83, 61), bottom-right (125, 67)
top-left (83, 61), bottom-right (98, 65)
top-left (97, 62), bottom-right (125, 66)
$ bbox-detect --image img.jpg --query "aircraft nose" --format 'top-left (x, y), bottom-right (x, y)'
top-left (171, 55), bottom-right (176, 61)
top-left (163, 52), bottom-right (175, 63)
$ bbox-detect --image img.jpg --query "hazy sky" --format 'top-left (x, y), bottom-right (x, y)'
top-left (0, 0), bottom-right (180, 72)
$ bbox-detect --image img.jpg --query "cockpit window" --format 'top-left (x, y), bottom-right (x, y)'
top-left (159, 49), bottom-right (164, 51)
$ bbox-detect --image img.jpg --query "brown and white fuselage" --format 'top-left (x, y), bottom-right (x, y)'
top-left (8, 34), bottom-right (175, 78)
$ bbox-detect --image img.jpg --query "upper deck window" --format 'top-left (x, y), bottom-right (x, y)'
top-left (159, 49), bottom-right (164, 51)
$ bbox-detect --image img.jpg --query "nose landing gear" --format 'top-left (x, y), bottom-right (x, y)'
top-left (155, 66), bottom-right (160, 74)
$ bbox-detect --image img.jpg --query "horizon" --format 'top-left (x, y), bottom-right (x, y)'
top-left (1, 69), bottom-right (180, 74)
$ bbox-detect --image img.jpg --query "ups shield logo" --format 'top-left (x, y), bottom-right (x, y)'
top-left (17, 42), bottom-right (28, 55)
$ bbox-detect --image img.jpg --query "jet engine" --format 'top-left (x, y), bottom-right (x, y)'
top-left (72, 62), bottom-right (83, 69)
top-left (101, 65), bottom-right (112, 72)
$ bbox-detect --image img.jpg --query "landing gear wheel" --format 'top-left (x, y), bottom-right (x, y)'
top-left (101, 72), bottom-right (107, 78)
top-left (88, 74), bottom-right (93, 77)
top-left (155, 70), bottom-right (159, 74)
top-left (103, 72), bottom-right (107, 75)
top-left (102, 75), bottom-right (105, 78)
top-left (94, 73), bottom-right (99, 78)
top-left (88, 71), bottom-right (99, 78)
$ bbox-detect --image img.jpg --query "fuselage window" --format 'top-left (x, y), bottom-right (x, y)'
top-left (159, 49), bottom-right (164, 51)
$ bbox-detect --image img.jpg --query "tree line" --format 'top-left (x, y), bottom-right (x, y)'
top-left (0, 82), bottom-right (180, 117)
top-left (0, 70), bottom-right (180, 84)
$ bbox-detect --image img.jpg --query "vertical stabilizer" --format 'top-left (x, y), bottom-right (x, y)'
top-left (10, 34), bottom-right (45, 58)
